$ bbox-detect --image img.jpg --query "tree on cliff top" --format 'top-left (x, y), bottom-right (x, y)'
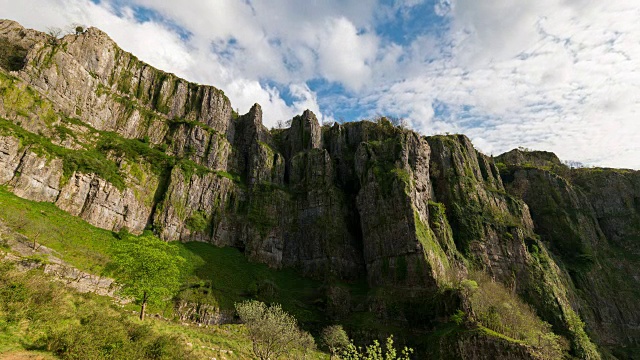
top-left (111, 234), bottom-right (184, 321)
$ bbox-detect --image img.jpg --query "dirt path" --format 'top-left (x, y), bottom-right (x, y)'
top-left (0, 351), bottom-right (57, 360)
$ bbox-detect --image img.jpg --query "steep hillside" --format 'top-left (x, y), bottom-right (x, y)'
top-left (0, 19), bottom-right (638, 359)
top-left (496, 150), bottom-right (640, 358)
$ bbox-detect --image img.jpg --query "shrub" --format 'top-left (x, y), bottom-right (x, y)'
top-left (321, 325), bottom-right (350, 359)
top-left (234, 300), bottom-right (314, 360)
top-left (467, 271), bottom-right (566, 357)
top-left (185, 212), bottom-right (208, 232)
top-left (342, 335), bottom-right (413, 360)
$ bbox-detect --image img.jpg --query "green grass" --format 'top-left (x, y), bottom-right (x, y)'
top-left (150, 320), bottom-right (328, 359)
top-left (0, 185), bottom-right (450, 355)
top-left (176, 242), bottom-right (323, 323)
top-left (0, 186), bottom-right (117, 273)
top-left (0, 260), bottom-right (274, 360)
top-left (0, 182), bottom-right (421, 357)
top-left (0, 260), bottom-right (194, 359)
top-left (0, 186), bottom-right (323, 323)
top-left (0, 186), bottom-right (333, 358)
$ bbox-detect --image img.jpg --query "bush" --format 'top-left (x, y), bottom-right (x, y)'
top-left (235, 300), bottom-right (314, 359)
top-left (467, 272), bottom-right (566, 358)
top-left (321, 325), bottom-right (350, 359)
top-left (48, 308), bottom-right (193, 359)
top-left (185, 212), bottom-right (208, 232)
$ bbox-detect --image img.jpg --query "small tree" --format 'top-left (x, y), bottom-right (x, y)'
top-left (235, 300), bottom-right (314, 359)
top-left (298, 330), bottom-right (317, 359)
top-left (46, 27), bottom-right (62, 38)
top-left (321, 325), bottom-right (350, 359)
top-left (45, 27), bottom-right (62, 45)
top-left (111, 234), bottom-right (184, 321)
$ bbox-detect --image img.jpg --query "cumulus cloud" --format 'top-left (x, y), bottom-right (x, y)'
top-left (367, 1), bottom-right (640, 168)
top-left (0, 0), bottom-right (333, 126)
top-left (316, 17), bottom-right (378, 91)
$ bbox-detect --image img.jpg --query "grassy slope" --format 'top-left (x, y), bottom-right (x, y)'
top-left (0, 261), bottom-right (325, 359)
top-left (0, 185), bottom-right (321, 316)
top-left (0, 187), bottom-right (329, 358)
top-left (0, 187), bottom-right (115, 273)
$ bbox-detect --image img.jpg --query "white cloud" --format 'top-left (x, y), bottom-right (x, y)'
top-left (316, 17), bottom-right (378, 91)
top-left (365, 1), bottom-right (640, 168)
top-left (0, 0), bottom-right (328, 126)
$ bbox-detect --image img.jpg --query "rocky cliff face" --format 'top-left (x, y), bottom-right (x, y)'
top-left (497, 150), bottom-right (640, 357)
top-left (1, 19), bottom-right (638, 359)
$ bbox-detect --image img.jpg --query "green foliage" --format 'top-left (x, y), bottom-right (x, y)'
top-left (0, 186), bottom-right (116, 272)
top-left (111, 235), bottom-right (185, 320)
top-left (178, 159), bottom-right (211, 180)
top-left (428, 201), bottom-right (446, 221)
top-left (254, 279), bottom-right (279, 302)
top-left (414, 210), bottom-right (450, 271)
top-left (54, 124), bottom-right (76, 141)
top-left (185, 211), bottom-right (209, 232)
top-left (48, 311), bottom-right (191, 360)
top-left (321, 325), bottom-right (350, 359)
top-left (459, 279), bottom-right (478, 295)
top-left (0, 71), bottom-right (58, 123)
top-left (495, 162), bottom-right (508, 175)
top-left (97, 131), bottom-right (172, 176)
top-left (62, 147), bottom-right (125, 188)
top-left (0, 262), bottom-right (195, 359)
top-left (467, 272), bottom-right (567, 358)
top-left (176, 242), bottom-right (322, 322)
top-left (234, 300), bottom-right (315, 360)
top-left (564, 308), bottom-right (600, 360)
top-left (362, 137), bottom-right (407, 195)
top-left (0, 187), bottom-right (323, 325)
top-left (0, 117), bottom-right (126, 189)
top-left (168, 116), bottom-right (219, 135)
top-left (342, 335), bottom-right (413, 360)
top-left (450, 310), bottom-right (465, 325)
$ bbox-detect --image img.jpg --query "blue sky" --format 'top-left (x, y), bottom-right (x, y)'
top-left (2, 0), bottom-right (640, 169)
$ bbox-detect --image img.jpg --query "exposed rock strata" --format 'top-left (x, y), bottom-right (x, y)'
top-left (498, 151), bottom-right (640, 353)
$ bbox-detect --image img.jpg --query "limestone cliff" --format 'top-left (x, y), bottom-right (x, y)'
top-left (2, 19), bottom-right (638, 359)
top-left (497, 149), bottom-right (640, 358)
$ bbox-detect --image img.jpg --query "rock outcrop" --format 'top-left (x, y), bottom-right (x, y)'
top-left (497, 151), bottom-right (640, 356)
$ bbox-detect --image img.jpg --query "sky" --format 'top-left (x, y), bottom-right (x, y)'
top-left (2, 0), bottom-right (639, 169)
